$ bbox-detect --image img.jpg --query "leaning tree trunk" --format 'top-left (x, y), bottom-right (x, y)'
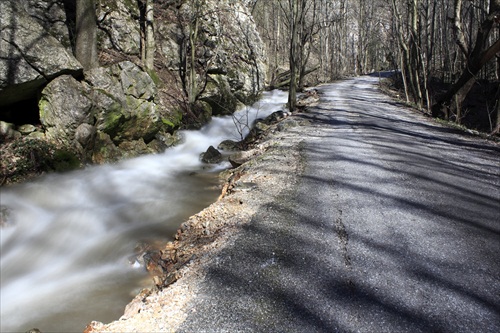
top-left (432, 0), bottom-right (500, 118)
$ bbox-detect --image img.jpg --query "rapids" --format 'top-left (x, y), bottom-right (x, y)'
top-left (0, 90), bottom-right (288, 332)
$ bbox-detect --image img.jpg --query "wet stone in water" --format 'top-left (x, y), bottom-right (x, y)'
top-left (201, 146), bottom-right (223, 164)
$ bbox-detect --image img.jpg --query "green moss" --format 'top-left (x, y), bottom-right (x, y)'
top-left (38, 99), bottom-right (49, 121)
top-left (161, 108), bottom-right (183, 133)
top-left (147, 69), bottom-right (161, 87)
top-left (51, 150), bottom-right (81, 172)
top-left (101, 110), bottom-right (125, 134)
top-left (162, 118), bottom-right (175, 127)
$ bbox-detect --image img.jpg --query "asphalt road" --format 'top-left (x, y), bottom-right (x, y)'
top-left (178, 75), bottom-right (500, 332)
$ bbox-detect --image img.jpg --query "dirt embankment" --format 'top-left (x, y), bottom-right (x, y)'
top-left (85, 108), bottom-right (313, 333)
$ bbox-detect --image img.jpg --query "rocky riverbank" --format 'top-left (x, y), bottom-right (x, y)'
top-left (1, 0), bottom-right (266, 185)
top-left (84, 105), bottom-right (313, 332)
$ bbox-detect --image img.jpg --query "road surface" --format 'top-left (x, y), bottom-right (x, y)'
top-left (178, 75), bottom-right (500, 332)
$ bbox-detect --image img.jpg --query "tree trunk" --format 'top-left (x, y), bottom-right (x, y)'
top-left (288, 0), bottom-right (299, 111)
top-left (188, 10), bottom-right (200, 106)
top-left (144, 0), bottom-right (155, 71)
top-left (453, 0), bottom-right (469, 56)
top-left (75, 0), bottom-right (98, 70)
top-left (494, 98), bottom-right (500, 135)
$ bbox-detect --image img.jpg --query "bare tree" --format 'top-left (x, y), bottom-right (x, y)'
top-left (176, 0), bottom-right (213, 109)
top-left (284, 0), bottom-right (301, 110)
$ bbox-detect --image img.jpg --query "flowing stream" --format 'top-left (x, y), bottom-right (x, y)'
top-left (0, 90), bottom-right (288, 332)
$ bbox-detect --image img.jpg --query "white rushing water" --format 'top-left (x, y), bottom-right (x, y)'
top-left (0, 90), bottom-right (288, 332)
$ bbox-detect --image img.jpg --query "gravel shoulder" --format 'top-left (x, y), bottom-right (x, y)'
top-left (86, 108), bottom-right (312, 333)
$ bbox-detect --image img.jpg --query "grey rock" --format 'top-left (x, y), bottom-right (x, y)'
top-left (228, 149), bottom-right (258, 168)
top-left (0, 205), bottom-right (12, 227)
top-left (0, 1), bottom-right (82, 106)
top-left (147, 139), bottom-right (166, 153)
top-left (277, 119), bottom-right (299, 131)
top-left (86, 61), bottom-right (161, 144)
top-left (263, 110), bottom-right (288, 124)
top-left (27, 131), bottom-right (45, 140)
top-left (218, 140), bottom-right (241, 151)
top-left (203, 75), bottom-right (241, 115)
top-left (118, 139), bottom-right (151, 159)
top-left (254, 121), bottom-right (271, 133)
top-left (75, 123), bottom-right (97, 148)
top-left (154, 132), bottom-right (182, 149)
top-left (92, 131), bottom-right (123, 164)
top-left (39, 75), bottom-right (93, 146)
top-left (20, 0), bottom-right (72, 51)
top-left (119, 61), bottom-right (156, 100)
top-left (201, 146), bottom-right (223, 164)
top-left (25, 328), bottom-right (42, 333)
top-left (98, 0), bottom-right (141, 55)
top-left (0, 121), bottom-right (16, 139)
top-left (17, 124), bottom-right (37, 134)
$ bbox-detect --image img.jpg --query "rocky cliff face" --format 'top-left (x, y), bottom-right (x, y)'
top-left (0, 0), bottom-right (266, 181)
top-left (0, 1), bottom-right (82, 107)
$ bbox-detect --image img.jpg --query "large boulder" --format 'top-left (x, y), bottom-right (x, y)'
top-left (228, 149), bottom-right (259, 168)
top-left (0, 1), bottom-right (82, 107)
top-left (85, 61), bottom-right (162, 144)
top-left (39, 75), bottom-right (94, 147)
top-left (38, 61), bottom-right (162, 161)
top-left (18, 0), bottom-right (73, 51)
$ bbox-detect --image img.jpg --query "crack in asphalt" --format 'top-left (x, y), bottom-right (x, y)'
top-left (334, 208), bottom-right (356, 292)
top-left (334, 209), bottom-right (350, 267)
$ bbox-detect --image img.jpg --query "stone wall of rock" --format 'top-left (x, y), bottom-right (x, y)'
top-left (0, 1), bottom-right (82, 107)
top-left (98, 0), bottom-right (142, 56)
top-left (155, 0), bottom-right (267, 116)
top-left (0, 0), bottom-right (267, 169)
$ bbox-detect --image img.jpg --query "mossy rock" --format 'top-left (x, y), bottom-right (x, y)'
top-left (118, 139), bottom-right (150, 158)
top-left (0, 138), bottom-right (82, 184)
top-left (119, 99), bottom-right (161, 143)
top-left (161, 108), bottom-right (183, 133)
top-left (51, 149), bottom-right (81, 172)
top-left (147, 69), bottom-right (162, 87)
top-left (100, 109), bottom-right (126, 137)
top-left (92, 131), bottom-right (123, 164)
top-left (197, 101), bottom-right (213, 125)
